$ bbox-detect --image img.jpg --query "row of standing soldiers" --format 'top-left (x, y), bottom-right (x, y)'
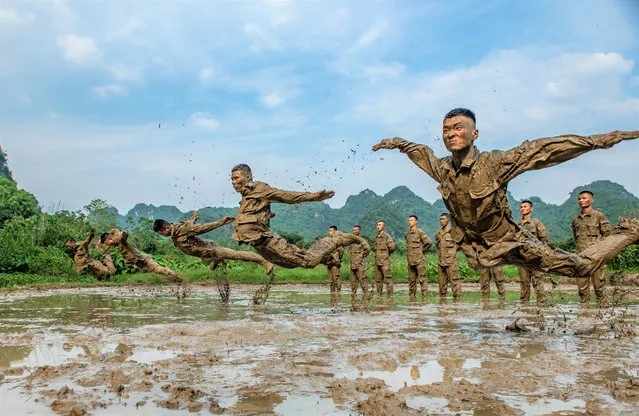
top-left (328, 192), bottom-right (610, 308)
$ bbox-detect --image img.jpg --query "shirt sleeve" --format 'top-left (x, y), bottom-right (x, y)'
top-left (536, 220), bottom-right (549, 243)
top-left (598, 213), bottom-right (612, 237)
top-left (395, 139), bottom-right (444, 183)
top-left (260, 183), bottom-right (322, 204)
top-left (387, 234), bottom-right (396, 253)
top-left (186, 218), bottom-right (231, 237)
top-left (421, 231), bottom-right (432, 252)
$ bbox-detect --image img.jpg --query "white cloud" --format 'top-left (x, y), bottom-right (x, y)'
top-left (108, 63), bottom-right (142, 82)
top-left (0, 7), bottom-right (34, 27)
top-left (92, 84), bottom-right (127, 99)
top-left (356, 19), bottom-right (388, 47)
top-left (363, 62), bottom-right (406, 82)
top-left (198, 66), bottom-right (215, 81)
top-left (244, 22), bottom-right (280, 52)
top-left (260, 92), bottom-right (286, 108)
top-left (190, 112), bottom-right (220, 131)
top-left (57, 34), bottom-right (101, 65)
top-left (630, 76), bottom-right (639, 87)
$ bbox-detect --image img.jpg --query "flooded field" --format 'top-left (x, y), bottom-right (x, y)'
top-left (1, 283), bottom-right (638, 415)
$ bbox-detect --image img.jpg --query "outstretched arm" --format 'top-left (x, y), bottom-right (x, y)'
top-left (262, 183), bottom-right (335, 204)
top-left (372, 137), bottom-right (444, 183)
top-left (187, 216), bottom-right (235, 236)
top-left (499, 130), bottom-right (639, 182)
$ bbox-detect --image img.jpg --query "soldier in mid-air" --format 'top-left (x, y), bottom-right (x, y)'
top-left (518, 200), bottom-right (548, 306)
top-left (65, 228), bottom-right (115, 280)
top-left (435, 213), bottom-right (461, 301)
top-left (153, 212), bottom-right (274, 274)
top-left (405, 215), bottom-right (432, 303)
top-left (373, 108), bottom-right (639, 278)
top-left (101, 229), bottom-right (182, 283)
top-left (230, 164), bottom-right (367, 268)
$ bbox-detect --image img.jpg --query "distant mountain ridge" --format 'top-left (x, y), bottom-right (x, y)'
top-left (116, 180), bottom-right (639, 244)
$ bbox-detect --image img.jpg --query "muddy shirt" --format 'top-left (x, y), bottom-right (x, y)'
top-left (108, 229), bottom-right (147, 267)
top-left (435, 226), bottom-right (458, 267)
top-left (394, 134), bottom-right (611, 266)
top-left (72, 230), bottom-right (95, 272)
top-left (233, 181), bottom-right (321, 244)
top-left (170, 215), bottom-right (230, 257)
top-left (349, 236), bottom-right (371, 269)
top-left (518, 218), bottom-right (548, 243)
top-left (374, 231), bottom-right (395, 266)
top-left (405, 228), bottom-right (432, 266)
top-left (572, 209), bottom-right (612, 253)
top-left (326, 234), bottom-right (345, 267)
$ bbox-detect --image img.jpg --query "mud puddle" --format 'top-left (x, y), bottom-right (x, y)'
top-left (1, 284), bottom-right (638, 415)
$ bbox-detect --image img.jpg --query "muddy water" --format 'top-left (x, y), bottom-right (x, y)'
top-left (1, 284), bottom-right (638, 415)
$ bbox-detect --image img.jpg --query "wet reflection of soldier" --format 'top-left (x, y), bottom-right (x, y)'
top-left (230, 164), bottom-right (367, 268)
top-left (572, 191), bottom-right (612, 307)
top-left (517, 200), bottom-right (548, 306)
top-left (65, 228), bottom-right (115, 280)
top-left (349, 225), bottom-right (371, 307)
top-left (480, 266), bottom-right (505, 303)
top-left (372, 108), bottom-right (639, 279)
top-left (373, 220), bottom-right (395, 305)
top-left (326, 226), bottom-right (345, 307)
top-left (435, 213), bottom-right (461, 301)
top-left (101, 229), bottom-right (182, 283)
top-left (405, 215), bottom-right (432, 303)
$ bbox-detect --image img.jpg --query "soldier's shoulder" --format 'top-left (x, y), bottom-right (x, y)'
top-left (592, 208), bottom-right (609, 220)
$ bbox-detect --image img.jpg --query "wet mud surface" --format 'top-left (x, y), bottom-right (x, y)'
top-left (1, 283), bottom-right (638, 415)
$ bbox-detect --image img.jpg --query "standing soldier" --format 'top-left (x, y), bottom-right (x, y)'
top-left (326, 226), bottom-right (345, 306)
top-left (572, 191), bottom-right (612, 307)
top-left (373, 220), bottom-right (396, 305)
top-left (101, 229), bottom-right (182, 283)
top-left (517, 200), bottom-right (548, 306)
top-left (480, 266), bottom-right (506, 302)
top-left (405, 215), bottom-right (432, 303)
top-left (65, 228), bottom-right (115, 280)
top-left (349, 225), bottom-right (371, 307)
top-left (435, 213), bottom-right (461, 301)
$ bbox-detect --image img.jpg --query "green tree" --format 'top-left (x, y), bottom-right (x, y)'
top-left (0, 177), bottom-right (40, 227)
top-left (0, 146), bottom-right (14, 182)
top-left (84, 199), bottom-right (118, 232)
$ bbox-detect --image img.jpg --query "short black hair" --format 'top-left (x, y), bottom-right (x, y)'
top-left (153, 219), bottom-right (170, 232)
top-left (408, 215), bottom-right (418, 221)
top-left (66, 237), bottom-right (76, 244)
top-left (329, 225), bottom-right (337, 231)
top-left (377, 220), bottom-right (386, 225)
top-left (353, 225), bottom-right (361, 229)
top-left (578, 190), bottom-right (594, 197)
top-left (440, 213), bottom-right (450, 219)
top-left (444, 108), bottom-right (476, 125)
top-left (231, 164), bottom-right (252, 175)
top-left (521, 200), bottom-right (533, 207)
top-left (100, 232), bottom-right (108, 244)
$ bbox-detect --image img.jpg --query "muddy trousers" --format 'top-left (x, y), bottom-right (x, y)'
top-left (327, 265), bottom-right (342, 306)
top-left (254, 233), bottom-right (364, 269)
top-left (518, 267), bottom-right (546, 305)
top-left (199, 245), bottom-right (274, 273)
top-left (480, 266), bottom-right (505, 301)
top-left (438, 263), bottom-right (461, 299)
top-left (350, 267), bottom-right (368, 304)
top-left (577, 267), bottom-right (606, 306)
top-left (138, 257), bottom-right (182, 283)
top-left (407, 263), bottom-right (427, 302)
top-left (374, 263), bottom-right (393, 304)
top-left (86, 254), bottom-right (116, 280)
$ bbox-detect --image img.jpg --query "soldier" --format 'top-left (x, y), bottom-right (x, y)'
top-left (153, 212), bottom-right (274, 274)
top-left (405, 215), bottom-right (432, 303)
top-left (230, 164), bottom-right (367, 268)
top-left (373, 220), bottom-right (396, 305)
top-left (326, 225), bottom-right (344, 306)
top-left (372, 108), bottom-right (639, 279)
top-left (480, 266), bottom-right (506, 302)
top-left (101, 229), bottom-right (182, 283)
top-left (572, 191), bottom-right (612, 307)
top-left (65, 228), bottom-right (115, 280)
top-left (435, 213), bottom-right (461, 301)
top-left (517, 200), bottom-right (548, 305)
top-left (349, 225), bottom-right (371, 306)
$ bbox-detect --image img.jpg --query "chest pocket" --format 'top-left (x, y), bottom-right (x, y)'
top-left (586, 224), bottom-right (601, 237)
top-left (469, 178), bottom-right (500, 199)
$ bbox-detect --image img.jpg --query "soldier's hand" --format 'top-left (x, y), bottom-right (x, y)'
top-left (224, 216), bottom-right (235, 223)
top-left (315, 190), bottom-right (335, 201)
top-left (372, 138), bottom-right (401, 151)
top-left (602, 130), bottom-right (639, 148)
top-left (89, 227), bottom-right (96, 233)
top-left (191, 211), bottom-right (200, 219)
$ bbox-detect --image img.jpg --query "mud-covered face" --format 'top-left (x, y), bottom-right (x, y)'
top-left (408, 217), bottom-right (417, 228)
top-left (440, 216), bottom-right (449, 228)
top-left (376, 222), bottom-right (385, 232)
top-left (442, 115), bottom-right (478, 152)
top-left (328, 228), bottom-right (336, 237)
top-left (156, 226), bottom-right (171, 237)
top-left (519, 202), bottom-right (532, 216)
top-left (231, 170), bottom-right (251, 192)
top-left (352, 227), bottom-right (360, 236)
top-left (578, 193), bottom-right (594, 209)
top-left (65, 240), bottom-right (75, 249)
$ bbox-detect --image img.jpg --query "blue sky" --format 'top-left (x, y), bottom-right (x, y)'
top-left (1, 0), bottom-right (638, 213)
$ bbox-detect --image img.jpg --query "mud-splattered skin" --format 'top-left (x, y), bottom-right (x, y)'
top-left (373, 116), bottom-right (639, 277)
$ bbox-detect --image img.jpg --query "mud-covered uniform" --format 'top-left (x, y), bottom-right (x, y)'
top-left (326, 236), bottom-right (345, 306)
top-left (480, 265), bottom-right (505, 301)
top-left (435, 225), bottom-right (461, 299)
top-left (232, 181), bottom-right (365, 268)
top-left (405, 228), bottom-right (432, 302)
top-left (349, 236), bottom-right (371, 304)
top-left (390, 135), bottom-right (639, 277)
top-left (517, 217), bottom-right (548, 305)
top-left (373, 231), bottom-right (395, 304)
top-left (71, 229), bottom-right (115, 280)
top-left (572, 209), bottom-right (612, 306)
top-left (108, 229), bottom-right (182, 283)
top-left (170, 213), bottom-right (273, 272)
